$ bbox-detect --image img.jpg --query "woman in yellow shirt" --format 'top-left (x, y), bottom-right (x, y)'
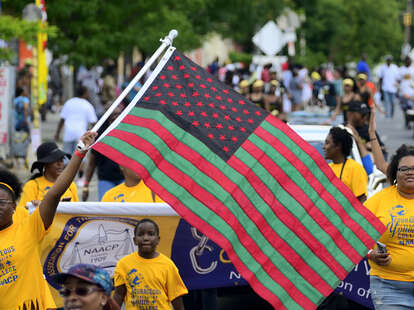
top-left (0, 131), bottom-right (96, 310)
top-left (17, 142), bottom-right (78, 213)
top-left (365, 145), bottom-right (414, 309)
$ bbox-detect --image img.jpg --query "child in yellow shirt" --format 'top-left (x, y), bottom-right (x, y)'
top-left (113, 219), bottom-right (188, 310)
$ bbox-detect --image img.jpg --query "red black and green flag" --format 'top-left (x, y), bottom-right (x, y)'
top-left (93, 48), bottom-right (385, 309)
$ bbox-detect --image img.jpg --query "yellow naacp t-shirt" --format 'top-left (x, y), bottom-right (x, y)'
top-left (329, 158), bottom-right (368, 197)
top-left (114, 252), bottom-right (188, 310)
top-left (0, 208), bottom-right (56, 310)
top-left (101, 181), bottom-right (163, 202)
top-left (17, 176), bottom-right (78, 211)
top-left (365, 186), bottom-right (414, 281)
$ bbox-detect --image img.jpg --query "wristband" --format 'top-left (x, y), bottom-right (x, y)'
top-left (370, 138), bottom-right (377, 141)
top-left (84, 180), bottom-right (89, 186)
top-left (74, 150), bottom-right (86, 159)
top-left (367, 249), bottom-right (373, 260)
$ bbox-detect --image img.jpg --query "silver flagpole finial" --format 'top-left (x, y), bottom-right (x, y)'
top-left (161, 29), bottom-right (178, 45)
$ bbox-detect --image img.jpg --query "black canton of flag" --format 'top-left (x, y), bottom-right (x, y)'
top-left (140, 51), bottom-right (268, 161)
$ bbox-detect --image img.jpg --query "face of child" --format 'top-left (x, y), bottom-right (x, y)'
top-left (134, 222), bottom-right (160, 258)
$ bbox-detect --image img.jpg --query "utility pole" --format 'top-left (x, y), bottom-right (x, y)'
top-left (403, 0), bottom-right (412, 57)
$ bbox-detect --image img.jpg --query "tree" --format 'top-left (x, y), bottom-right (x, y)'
top-left (293, 0), bottom-right (404, 66)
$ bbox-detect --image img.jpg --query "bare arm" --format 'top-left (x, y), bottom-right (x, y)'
top-left (39, 131), bottom-right (97, 230)
top-left (82, 151), bottom-right (96, 201)
top-left (171, 296), bottom-right (185, 310)
top-left (346, 123), bottom-right (368, 158)
top-left (329, 99), bottom-right (342, 123)
top-left (113, 285), bottom-right (126, 307)
top-left (55, 118), bottom-right (65, 141)
top-left (368, 108), bottom-right (388, 174)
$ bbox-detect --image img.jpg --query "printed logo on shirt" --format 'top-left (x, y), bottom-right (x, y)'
top-left (387, 205), bottom-right (414, 246)
top-left (127, 268), bottom-right (161, 309)
top-left (0, 246), bottom-right (18, 286)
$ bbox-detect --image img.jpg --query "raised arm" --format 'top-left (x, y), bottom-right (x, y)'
top-left (82, 151), bottom-right (97, 201)
top-left (39, 131), bottom-right (97, 229)
top-left (369, 108), bottom-right (388, 174)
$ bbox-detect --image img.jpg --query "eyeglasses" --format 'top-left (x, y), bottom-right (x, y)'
top-left (0, 200), bottom-right (14, 205)
top-left (397, 166), bottom-right (414, 173)
top-left (59, 287), bottom-right (104, 297)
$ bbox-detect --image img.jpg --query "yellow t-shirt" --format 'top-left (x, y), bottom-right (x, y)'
top-left (365, 186), bottom-right (414, 281)
top-left (0, 208), bottom-right (56, 310)
top-left (17, 176), bottom-right (78, 211)
top-left (114, 252), bottom-right (188, 310)
top-left (329, 158), bottom-right (368, 197)
top-left (101, 181), bottom-right (163, 202)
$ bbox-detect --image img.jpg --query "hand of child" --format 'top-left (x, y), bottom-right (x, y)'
top-left (78, 131), bottom-right (98, 153)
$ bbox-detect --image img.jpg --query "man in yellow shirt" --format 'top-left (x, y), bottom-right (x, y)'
top-left (101, 165), bottom-right (162, 203)
top-left (323, 126), bottom-right (368, 202)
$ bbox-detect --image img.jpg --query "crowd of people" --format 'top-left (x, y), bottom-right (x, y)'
top-left (3, 51), bottom-right (414, 309)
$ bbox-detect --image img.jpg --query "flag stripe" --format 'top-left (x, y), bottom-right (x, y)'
top-left (244, 134), bottom-right (363, 263)
top-left (115, 116), bottom-right (338, 295)
top-left (121, 112), bottom-right (343, 284)
top-left (255, 123), bottom-right (377, 250)
top-left (264, 117), bottom-right (385, 236)
top-left (92, 141), bottom-right (289, 310)
top-left (102, 131), bottom-right (317, 307)
top-left (95, 136), bottom-right (310, 309)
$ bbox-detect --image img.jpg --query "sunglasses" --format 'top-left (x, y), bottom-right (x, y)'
top-left (59, 286), bottom-right (104, 297)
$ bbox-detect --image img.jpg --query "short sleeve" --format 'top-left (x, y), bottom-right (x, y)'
top-left (114, 261), bottom-right (126, 287)
top-left (364, 191), bottom-right (381, 215)
top-left (166, 263), bottom-right (188, 302)
top-left (60, 102), bottom-right (69, 119)
top-left (351, 163), bottom-right (368, 197)
top-left (70, 183), bottom-right (79, 202)
top-left (17, 180), bottom-right (38, 210)
top-left (24, 207), bottom-right (48, 242)
top-left (88, 105), bottom-right (98, 123)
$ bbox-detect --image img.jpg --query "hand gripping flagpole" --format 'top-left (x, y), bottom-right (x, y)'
top-left (76, 29), bottom-right (178, 151)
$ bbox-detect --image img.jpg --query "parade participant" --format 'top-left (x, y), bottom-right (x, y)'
top-left (249, 80), bottom-right (265, 109)
top-left (399, 56), bottom-right (414, 128)
top-left (368, 107), bottom-right (388, 174)
top-left (55, 86), bottom-right (98, 155)
top-left (51, 264), bottom-right (120, 310)
top-left (17, 142), bottom-right (78, 212)
top-left (356, 53), bottom-right (370, 80)
top-left (323, 126), bottom-right (368, 202)
top-left (379, 55), bottom-right (399, 118)
top-left (12, 87), bottom-right (31, 169)
top-left (113, 218), bottom-right (188, 310)
top-left (289, 68), bottom-right (303, 111)
top-left (0, 131), bottom-right (96, 310)
top-left (264, 80), bottom-right (283, 115)
top-left (83, 106), bottom-right (124, 201)
top-left (101, 165), bottom-right (162, 203)
top-left (366, 144), bottom-right (414, 309)
top-left (347, 101), bottom-right (387, 159)
top-left (238, 79), bottom-right (250, 97)
top-left (329, 78), bottom-right (357, 124)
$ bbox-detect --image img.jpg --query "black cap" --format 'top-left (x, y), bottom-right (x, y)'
top-left (30, 142), bottom-right (71, 173)
top-left (348, 101), bottom-right (370, 115)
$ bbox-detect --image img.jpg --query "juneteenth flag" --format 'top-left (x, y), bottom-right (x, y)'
top-left (93, 47), bottom-right (385, 309)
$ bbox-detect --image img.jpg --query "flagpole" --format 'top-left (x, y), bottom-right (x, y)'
top-left (77, 29), bottom-right (178, 150)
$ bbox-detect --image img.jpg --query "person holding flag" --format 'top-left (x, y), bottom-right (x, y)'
top-left (91, 31), bottom-right (385, 309)
top-left (0, 131), bottom-right (96, 310)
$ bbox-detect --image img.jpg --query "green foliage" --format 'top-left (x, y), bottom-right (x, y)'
top-left (0, 15), bottom-right (57, 62)
top-left (295, 0), bottom-right (404, 65)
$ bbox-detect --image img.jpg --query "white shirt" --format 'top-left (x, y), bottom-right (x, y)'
top-left (379, 63), bottom-right (399, 93)
top-left (60, 97), bottom-right (97, 142)
top-left (398, 65), bottom-right (414, 96)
